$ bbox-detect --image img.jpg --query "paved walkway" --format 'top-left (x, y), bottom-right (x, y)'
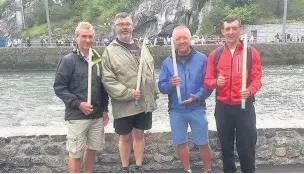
top-left (148, 164), bottom-right (304, 173)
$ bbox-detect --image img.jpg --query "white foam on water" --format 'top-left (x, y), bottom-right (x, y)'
top-left (0, 65), bottom-right (303, 137)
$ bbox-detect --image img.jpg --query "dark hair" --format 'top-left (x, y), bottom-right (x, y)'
top-left (114, 12), bottom-right (131, 21)
top-left (223, 16), bottom-right (241, 25)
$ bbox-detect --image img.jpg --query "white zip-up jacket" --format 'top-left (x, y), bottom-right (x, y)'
top-left (101, 40), bottom-right (158, 119)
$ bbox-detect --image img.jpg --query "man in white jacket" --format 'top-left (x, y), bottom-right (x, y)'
top-left (101, 12), bottom-right (158, 173)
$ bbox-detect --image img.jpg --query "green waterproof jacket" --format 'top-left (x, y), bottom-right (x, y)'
top-left (101, 40), bottom-right (158, 119)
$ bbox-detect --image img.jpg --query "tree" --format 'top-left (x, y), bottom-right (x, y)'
top-left (222, 3), bottom-right (261, 24)
top-left (222, 0), bottom-right (254, 7)
top-left (26, 1), bottom-right (46, 27)
top-left (288, 0), bottom-right (304, 20)
top-left (199, 16), bottom-right (216, 35)
top-left (209, 6), bottom-right (225, 34)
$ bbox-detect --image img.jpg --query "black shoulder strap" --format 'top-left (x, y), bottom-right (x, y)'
top-left (214, 46), bottom-right (224, 78)
top-left (214, 45), bottom-right (252, 82)
top-left (246, 46), bottom-right (252, 87)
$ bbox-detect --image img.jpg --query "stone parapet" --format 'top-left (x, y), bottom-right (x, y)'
top-left (0, 128), bottom-right (303, 172)
top-left (1, 43), bottom-right (304, 71)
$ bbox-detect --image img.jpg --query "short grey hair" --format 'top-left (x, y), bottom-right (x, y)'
top-left (75, 22), bottom-right (95, 37)
top-left (114, 12), bottom-right (131, 22)
top-left (172, 26), bottom-right (192, 39)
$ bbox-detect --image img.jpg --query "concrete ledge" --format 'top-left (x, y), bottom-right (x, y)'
top-left (0, 128), bottom-right (303, 172)
top-left (1, 43), bottom-right (304, 71)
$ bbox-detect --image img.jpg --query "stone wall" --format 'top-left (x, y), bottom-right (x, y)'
top-left (244, 23), bottom-right (304, 43)
top-left (1, 43), bottom-right (304, 71)
top-left (0, 128), bottom-right (303, 172)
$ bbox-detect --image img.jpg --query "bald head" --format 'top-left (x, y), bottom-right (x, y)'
top-left (172, 26), bottom-right (192, 40)
top-left (172, 26), bottom-right (192, 56)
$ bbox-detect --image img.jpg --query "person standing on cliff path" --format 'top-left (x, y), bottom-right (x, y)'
top-left (101, 12), bottom-right (158, 173)
top-left (158, 26), bottom-right (213, 173)
top-left (204, 16), bottom-right (262, 173)
top-left (53, 21), bottom-right (109, 173)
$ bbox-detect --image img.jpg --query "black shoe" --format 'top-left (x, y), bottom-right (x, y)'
top-left (204, 171), bottom-right (212, 173)
top-left (119, 167), bottom-right (129, 173)
top-left (130, 165), bottom-right (144, 173)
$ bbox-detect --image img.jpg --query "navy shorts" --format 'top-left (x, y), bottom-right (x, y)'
top-left (114, 112), bottom-right (152, 135)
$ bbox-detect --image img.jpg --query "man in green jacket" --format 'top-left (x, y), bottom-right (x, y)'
top-left (101, 12), bottom-right (158, 173)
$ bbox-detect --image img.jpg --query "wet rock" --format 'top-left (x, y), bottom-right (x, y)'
top-left (9, 168), bottom-right (29, 173)
top-left (208, 131), bottom-right (218, 138)
top-left (158, 143), bottom-right (175, 154)
top-left (159, 132), bottom-right (172, 142)
top-left (274, 137), bottom-right (287, 147)
top-left (154, 153), bottom-right (174, 163)
top-left (287, 149), bottom-right (301, 158)
top-left (161, 160), bottom-right (182, 169)
top-left (44, 144), bottom-right (62, 155)
top-left (188, 142), bottom-right (195, 151)
top-left (44, 156), bottom-right (64, 168)
top-left (50, 135), bottom-right (66, 142)
top-left (142, 161), bottom-right (164, 171)
top-left (0, 138), bottom-right (6, 147)
top-left (296, 128), bottom-right (304, 136)
top-left (256, 145), bottom-right (272, 159)
top-left (0, 158), bottom-right (6, 166)
top-left (257, 136), bottom-right (267, 146)
top-left (189, 151), bottom-right (201, 161)
top-left (264, 129), bottom-right (277, 138)
top-left (0, 145), bottom-right (18, 157)
top-left (51, 168), bottom-right (68, 173)
top-left (275, 147), bottom-right (287, 157)
top-left (99, 154), bottom-right (120, 163)
top-left (23, 145), bottom-right (41, 155)
top-left (212, 151), bottom-right (222, 159)
top-left (30, 166), bottom-right (52, 173)
top-left (209, 138), bottom-right (221, 150)
top-left (145, 143), bottom-right (158, 154)
top-left (31, 155), bottom-right (44, 164)
top-left (8, 156), bottom-right (31, 167)
top-left (277, 131), bottom-right (298, 138)
top-left (104, 143), bottom-right (119, 153)
top-left (143, 154), bottom-right (154, 164)
top-left (94, 164), bottom-right (121, 173)
top-left (104, 133), bottom-right (118, 142)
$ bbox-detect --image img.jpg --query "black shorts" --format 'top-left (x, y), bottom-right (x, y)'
top-left (113, 112), bottom-right (152, 135)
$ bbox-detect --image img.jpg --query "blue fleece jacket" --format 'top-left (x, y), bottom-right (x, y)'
top-left (158, 49), bottom-right (213, 112)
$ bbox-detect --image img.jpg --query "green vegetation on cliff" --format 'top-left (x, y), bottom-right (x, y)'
top-left (20, 0), bottom-right (142, 37)
top-left (199, 0), bottom-right (304, 35)
top-left (1, 0), bottom-right (304, 37)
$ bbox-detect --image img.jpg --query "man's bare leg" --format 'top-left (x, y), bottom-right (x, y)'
top-left (132, 128), bottom-right (145, 166)
top-left (119, 133), bottom-right (132, 167)
top-left (68, 157), bottom-right (81, 173)
top-left (83, 149), bottom-right (96, 173)
top-left (199, 144), bottom-right (212, 172)
top-left (177, 143), bottom-right (191, 170)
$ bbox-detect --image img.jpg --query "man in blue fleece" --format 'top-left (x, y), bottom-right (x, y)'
top-left (158, 26), bottom-right (213, 173)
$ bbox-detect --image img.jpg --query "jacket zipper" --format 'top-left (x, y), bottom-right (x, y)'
top-left (229, 56), bottom-right (233, 104)
top-left (228, 45), bottom-right (237, 104)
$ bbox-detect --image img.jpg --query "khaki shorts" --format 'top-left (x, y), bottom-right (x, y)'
top-left (66, 118), bottom-right (104, 158)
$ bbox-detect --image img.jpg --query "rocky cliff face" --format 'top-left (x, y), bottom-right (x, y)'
top-left (0, 0), bottom-right (219, 37)
top-left (132, 0), bottom-right (219, 37)
top-left (0, 0), bottom-right (63, 37)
